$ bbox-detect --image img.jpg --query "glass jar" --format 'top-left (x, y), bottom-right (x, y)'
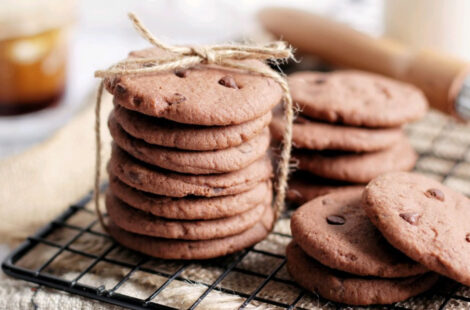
top-left (0, 0), bottom-right (75, 115)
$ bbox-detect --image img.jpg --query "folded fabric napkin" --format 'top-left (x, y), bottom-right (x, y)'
top-left (0, 91), bottom-right (113, 246)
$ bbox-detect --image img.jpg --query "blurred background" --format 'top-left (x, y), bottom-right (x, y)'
top-left (0, 0), bottom-right (384, 158)
top-left (2, 0), bottom-right (470, 158)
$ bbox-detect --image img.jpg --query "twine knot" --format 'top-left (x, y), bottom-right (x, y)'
top-left (190, 46), bottom-right (217, 64)
top-left (93, 13), bottom-right (295, 230)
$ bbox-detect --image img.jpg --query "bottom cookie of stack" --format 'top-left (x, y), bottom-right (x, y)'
top-left (286, 242), bottom-right (438, 306)
top-left (107, 204), bottom-right (273, 260)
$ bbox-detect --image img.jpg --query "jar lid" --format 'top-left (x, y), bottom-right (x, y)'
top-left (0, 0), bottom-right (76, 40)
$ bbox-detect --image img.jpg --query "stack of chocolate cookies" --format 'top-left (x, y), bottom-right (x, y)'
top-left (287, 172), bottom-right (470, 305)
top-left (270, 70), bottom-right (428, 205)
top-left (103, 48), bottom-right (282, 259)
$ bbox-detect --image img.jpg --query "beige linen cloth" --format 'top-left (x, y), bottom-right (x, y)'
top-left (0, 92), bottom-right (118, 309)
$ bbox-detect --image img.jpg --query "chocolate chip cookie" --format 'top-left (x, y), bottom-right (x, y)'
top-left (106, 47), bottom-right (282, 126)
top-left (363, 172), bottom-right (470, 286)
top-left (270, 113), bottom-right (404, 152)
top-left (286, 172), bottom-right (362, 204)
top-left (109, 145), bottom-right (272, 197)
top-left (109, 114), bottom-right (270, 174)
top-left (109, 174), bottom-right (271, 220)
top-left (295, 137), bottom-right (417, 183)
top-left (286, 241), bottom-right (439, 306)
top-left (107, 204), bottom-right (274, 260)
top-left (106, 192), bottom-right (269, 240)
top-left (291, 188), bottom-right (427, 277)
top-left (113, 104), bottom-right (272, 151)
top-left (288, 70), bottom-right (428, 127)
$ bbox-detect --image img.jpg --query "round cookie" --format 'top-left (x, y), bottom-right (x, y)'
top-left (288, 70), bottom-right (428, 128)
top-left (109, 114), bottom-right (270, 174)
top-left (291, 188), bottom-right (427, 277)
top-left (109, 174), bottom-right (271, 220)
top-left (105, 47), bottom-right (282, 126)
top-left (106, 192), bottom-right (269, 240)
top-left (113, 104), bottom-right (272, 151)
top-left (107, 205), bottom-right (274, 260)
top-left (362, 172), bottom-right (470, 286)
top-left (287, 173), bottom-right (363, 205)
top-left (295, 138), bottom-right (417, 183)
top-left (286, 242), bottom-right (439, 306)
top-left (270, 113), bottom-right (404, 152)
top-left (109, 145), bottom-right (272, 197)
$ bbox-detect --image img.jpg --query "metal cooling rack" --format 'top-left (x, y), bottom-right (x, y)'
top-left (3, 110), bottom-right (470, 310)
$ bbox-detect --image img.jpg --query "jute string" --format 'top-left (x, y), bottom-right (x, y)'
top-left (93, 13), bottom-right (294, 231)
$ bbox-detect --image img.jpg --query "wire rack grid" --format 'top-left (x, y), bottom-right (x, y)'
top-left (3, 110), bottom-right (470, 310)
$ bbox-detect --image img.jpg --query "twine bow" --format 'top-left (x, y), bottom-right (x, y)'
top-left (94, 13), bottom-right (294, 230)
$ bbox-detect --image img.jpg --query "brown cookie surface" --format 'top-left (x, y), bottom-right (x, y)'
top-left (107, 205), bottom-right (274, 260)
top-left (270, 113), bottom-right (404, 152)
top-left (362, 172), bottom-right (470, 286)
top-left (109, 174), bottom-right (271, 220)
top-left (113, 104), bottom-right (272, 151)
top-left (288, 71), bottom-right (428, 127)
top-left (287, 172), bottom-right (363, 205)
top-left (105, 48), bottom-right (282, 126)
top-left (291, 188), bottom-right (427, 277)
top-left (106, 192), bottom-right (269, 240)
top-left (286, 242), bottom-right (439, 306)
top-left (109, 145), bottom-right (273, 197)
top-left (295, 137), bottom-right (417, 183)
top-left (109, 114), bottom-right (270, 174)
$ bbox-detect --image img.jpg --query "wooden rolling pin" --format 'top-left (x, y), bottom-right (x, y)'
top-left (258, 7), bottom-right (470, 118)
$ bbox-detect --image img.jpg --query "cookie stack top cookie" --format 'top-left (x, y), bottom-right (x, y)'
top-left (272, 70), bottom-right (428, 204)
top-left (105, 48), bottom-right (282, 126)
top-left (287, 70), bottom-right (428, 128)
top-left (103, 47), bottom-right (282, 260)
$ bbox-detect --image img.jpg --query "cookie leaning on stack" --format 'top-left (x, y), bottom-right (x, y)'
top-left (270, 70), bottom-right (428, 204)
top-left (103, 47), bottom-right (282, 260)
top-left (287, 172), bottom-right (470, 305)
top-left (287, 187), bottom-right (439, 306)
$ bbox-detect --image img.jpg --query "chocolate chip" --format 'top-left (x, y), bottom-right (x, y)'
top-left (127, 171), bottom-right (142, 185)
top-left (326, 215), bottom-right (345, 225)
top-left (168, 93), bottom-right (186, 105)
top-left (115, 84), bottom-right (127, 95)
top-left (425, 188), bottom-right (445, 201)
top-left (466, 234), bottom-right (470, 242)
top-left (314, 78), bottom-right (326, 84)
top-left (132, 96), bottom-right (142, 106)
top-left (143, 62), bottom-right (155, 68)
top-left (175, 68), bottom-right (187, 78)
top-left (400, 212), bottom-right (420, 225)
top-left (218, 75), bottom-right (238, 89)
